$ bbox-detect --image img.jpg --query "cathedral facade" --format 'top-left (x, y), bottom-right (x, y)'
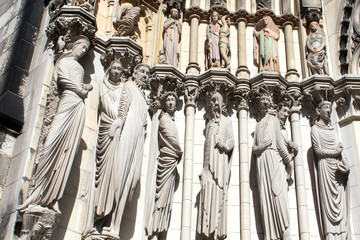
top-left (0, 0), bottom-right (359, 239)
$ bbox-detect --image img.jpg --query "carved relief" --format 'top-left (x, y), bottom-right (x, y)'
top-left (113, 6), bottom-right (141, 38)
top-left (197, 87), bottom-right (234, 239)
top-left (146, 87), bottom-right (183, 238)
top-left (17, 36), bottom-right (92, 240)
top-left (210, 0), bottom-right (227, 7)
top-left (48, 0), bottom-right (71, 16)
top-left (310, 100), bottom-right (350, 240)
top-left (162, 7), bottom-right (182, 67)
top-left (251, 85), bottom-right (293, 240)
top-left (306, 21), bottom-right (329, 75)
top-left (75, 0), bottom-right (94, 13)
top-left (253, 16), bottom-right (280, 73)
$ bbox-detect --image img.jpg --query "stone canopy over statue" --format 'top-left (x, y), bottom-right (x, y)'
top-left (253, 16), bottom-right (280, 73)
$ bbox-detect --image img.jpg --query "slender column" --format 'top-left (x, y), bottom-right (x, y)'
top-left (288, 87), bottom-right (310, 240)
top-left (237, 90), bottom-right (250, 240)
top-left (236, 19), bottom-right (250, 78)
top-left (181, 80), bottom-right (198, 240)
top-left (186, 15), bottom-right (200, 74)
top-left (106, 0), bottom-right (115, 34)
top-left (283, 22), bottom-right (299, 81)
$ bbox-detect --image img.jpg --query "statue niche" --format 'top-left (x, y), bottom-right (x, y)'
top-left (306, 21), bottom-right (329, 75)
top-left (197, 91), bottom-right (234, 240)
top-left (311, 100), bottom-right (350, 240)
top-left (17, 36), bottom-right (93, 240)
top-left (252, 86), bottom-right (294, 240)
top-left (253, 16), bottom-right (280, 73)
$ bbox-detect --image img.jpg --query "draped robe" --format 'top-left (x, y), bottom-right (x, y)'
top-left (254, 113), bottom-right (291, 240)
top-left (147, 112), bottom-right (183, 235)
top-left (19, 57), bottom-right (86, 210)
top-left (197, 115), bottom-right (234, 239)
top-left (311, 121), bottom-right (349, 240)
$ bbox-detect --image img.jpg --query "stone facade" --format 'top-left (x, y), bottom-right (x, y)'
top-left (0, 0), bottom-right (359, 240)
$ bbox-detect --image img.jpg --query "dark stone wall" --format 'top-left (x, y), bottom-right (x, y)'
top-left (0, 0), bottom-right (45, 132)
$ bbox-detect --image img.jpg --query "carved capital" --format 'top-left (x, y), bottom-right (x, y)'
top-left (233, 86), bottom-right (250, 111)
top-left (184, 79), bottom-right (199, 108)
top-left (46, 6), bottom-right (97, 58)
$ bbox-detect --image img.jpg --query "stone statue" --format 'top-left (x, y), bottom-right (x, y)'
top-left (100, 47), bottom-right (116, 71)
top-left (92, 60), bottom-right (124, 238)
top-left (48, 0), bottom-right (70, 15)
top-left (163, 8), bottom-right (182, 67)
top-left (197, 91), bottom-right (234, 240)
top-left (113, 6), bottom-right (141, 37)
top-left (93, 63), bottom-right (150, 238)
top-left (205, 11), bottom-right (221, 69)
top-left (253, 16), bottom-right (280, 73)
top-left (17, 36), bottom-right (92, 239)
top-left (219, 15), bottom-right (231, 69)
top-left (306, 21), bottom-right (329, 75)
top-left (146, 92), bottom-right (183, 239)
top-left (311, 101), bottom-right (350, 240)
top-left (252, 91), bottom-right (292, 240)
top-left (76, 0), bottom-right (94, 13)
top-left (277, 101), bottom-right (298, 184)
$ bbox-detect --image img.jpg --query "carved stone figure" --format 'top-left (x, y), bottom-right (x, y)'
top-left (311, 101), bottom-right (350, 240)
top-left (206, 12), bottom-right (221, 69)
top-left (100, 47), bottom-right (116, 71)
top-left (253, 16), bottom-right (280, 73)
top-left (49, 0), bottom-right (70, 15)
top-left (17, 36), bottom-right (92, 239)
top-left (306, 21), bottom-right (329, 75)
top-left (197, 91), bottom-right (234, 240)
top-left (277, 101), bottom-right (298, 184)
top-left (92, 60), bottom-right (124, 238)
top-left (163, 8), bottom-right (182, 67)
top-left (219, 15), bottom-right (231, 69)
top-left (252, 92), bottom-right (292, 240)
top-left (93, 63), bottom-right (150, 238)
top-left (146, 92), bottom-right (183, 239)
top-left (113, 6), bottom-right (141, 37)
top-left (76, 0), bottom-right (94, 13)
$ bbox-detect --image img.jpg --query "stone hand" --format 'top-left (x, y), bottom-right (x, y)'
top-left (336, 142), bottom-right (344, 154)
top-left (109, 118), bottom-right (124, 138)
top-left (253, 140), bottom-right (272, 156)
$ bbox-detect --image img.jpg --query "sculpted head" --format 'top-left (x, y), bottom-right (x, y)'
top-left (209, 91), bottom-right (223, 118)
top-left (71, 36), bottom-right (90, 59)
top-left (309, 21), bottom-right (320, 33)
top-left (170, 8), bottom-right (179, 19)
top-left (162, 92), bottom-right (178, 115)
top-left (109, 61), bottom-right (123, 84)
top-left (211, 11), bottom-right (220, 23)
top-left (258, 94), bottom-right (273, 116)
top-left (133, 63), bottom-right (150, 83)
top-left (133, 54), bottom-right (143, 66)
top-left (317, 100), bottom-right (332, 122)
top-left (277, 103), bottom-right (290, 126)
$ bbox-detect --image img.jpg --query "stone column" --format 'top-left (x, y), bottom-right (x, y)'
top-left (283, 22), bottom-right (299, 81)
top-left (235, 86), bottom-right (250, 240)
top-left (106, 0), bottom-right (115, 34)
top-left (236, 19), bottom-right (250, 78)
top-left (186, 15), bottom-right (200, 74)
top-left (288, 87), bottom-right (310, 240)
top-left (181, 79), bottom-right (198, 240)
